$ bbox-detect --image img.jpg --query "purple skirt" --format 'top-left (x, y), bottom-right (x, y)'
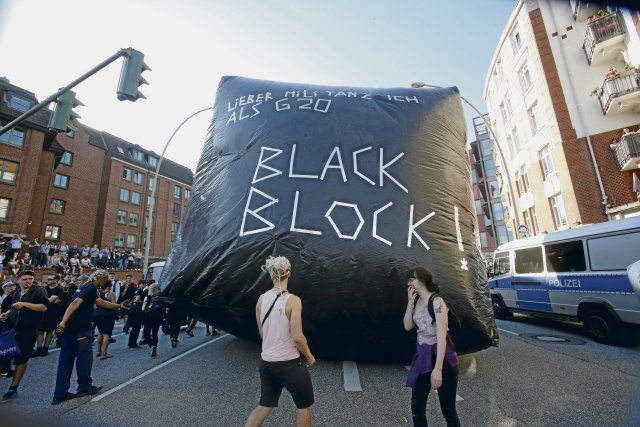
top-left (406, 336), bottom-right (459, 388)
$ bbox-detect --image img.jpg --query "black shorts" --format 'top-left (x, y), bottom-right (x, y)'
top-left (14, 330), bottom-right (36, 365)
top-left (94, 316), bottom-right (115, 335)
top-left (259, 357), bottom-right (314, 409)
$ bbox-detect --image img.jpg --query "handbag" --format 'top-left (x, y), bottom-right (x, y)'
top-left (0, 328), bottom-right (21, 360)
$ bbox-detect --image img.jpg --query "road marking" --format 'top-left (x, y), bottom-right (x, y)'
top-left (343, 361), bottom-right (362, 391)
top-left (48, 331), bottom-right (127, 354)
top-left (91, 333), bottom-right (230, 402)
top-left (498, 327), bottom-right (519, 336)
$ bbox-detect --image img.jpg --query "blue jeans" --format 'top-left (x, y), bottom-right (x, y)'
top-left (53, 331), bottom-right (94, 399)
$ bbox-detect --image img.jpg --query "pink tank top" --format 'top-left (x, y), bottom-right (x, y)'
top-left (260, 290), bottom-right (300, 362)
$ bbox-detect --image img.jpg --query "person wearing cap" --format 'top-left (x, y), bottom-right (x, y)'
top-left (0, 270), bottom-right (49, 403)
top-left (51, 269), bottom-right (129, 405)
top-left (0, 280), bottom-right (16, 306)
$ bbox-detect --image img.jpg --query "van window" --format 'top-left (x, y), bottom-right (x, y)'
top-left (514, 246), bottom-right (544, 274)
top-left (588, 232), bottom-right (640, 271)
top-left (545, 240), bottom-right (586, 272)
top-left (494, 251), bottom-right (510, 275)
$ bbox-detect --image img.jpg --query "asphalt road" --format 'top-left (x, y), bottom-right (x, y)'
top-left (1, 317), bottom-right (639, 426)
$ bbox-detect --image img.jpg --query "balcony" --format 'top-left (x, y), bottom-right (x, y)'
top-left (613, 132), bottom-right (640, 171)
top-left (583, 11), bottom-right (626, 65)
top-left (597, 71), bottom-right (640, 114)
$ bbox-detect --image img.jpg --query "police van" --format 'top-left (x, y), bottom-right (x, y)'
top-left (488, 216), bottom-right (640, 343)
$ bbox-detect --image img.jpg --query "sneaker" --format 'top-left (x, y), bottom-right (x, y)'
top-left (75, 385), bottom-right (103, 398)
top-left (185, 329), bottom-right (194, 337)
top-left (150, 346), bottom-right (157, 357)
top-left (0, 389), bottom-right (17, 403)
top-left (96, 352), bottom-right (102, 357)
top-left (51, 392), bottom-right (76, 405)
top-left (171, 338), bottom-right (177, 348)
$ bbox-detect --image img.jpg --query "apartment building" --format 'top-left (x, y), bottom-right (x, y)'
top-left (484, 1), bottom-right (640, 238)
top-left (470, 115), bottom-right (513, 260)
top-left (0, 77), bottom-right (193, 258)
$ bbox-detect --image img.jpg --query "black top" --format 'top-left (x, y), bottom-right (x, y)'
top-left (44, 284), bottom-right (64, 318)
top-left (94, 291), bottom-right (116, 319)
top-left (118, 283), bottom-right (136, 304)
top-left (66, 282), bottom-right (98, 333)
top-left (60, 283), bottom-right (78, 307)
top-left (9, 287), bottom-right (49, 332)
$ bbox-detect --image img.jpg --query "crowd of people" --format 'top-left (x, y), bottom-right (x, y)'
top-left (0, 268), bottom-right (219, 405)
top-left (0, 235), bottom-right (144, 280)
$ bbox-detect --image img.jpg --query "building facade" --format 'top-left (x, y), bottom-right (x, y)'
top-left (484, 1), bottom-right (640, 238)
top-left (470, 115), bottom-right (513, 260)
top-left (0, 77), bottom-right (193, 258)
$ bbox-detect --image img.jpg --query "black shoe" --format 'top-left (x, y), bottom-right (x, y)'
top-left (5, 370), bottom-right (13, 378)
top-left (139, 339), bottom-right (148, 345)
top-left (150, 346), bottom-right (157, 357)
top-left (51, 392), bottom-right (76, 405)
top-left (40, 348), bottom-right (49, 357)
top-left (109, 338), bottom-right (116, 343)
top-left (185, 329), bottom-right (194, 337)
top-left (32, 348), bottom-right (42, 358)
top-left (0, 389), bottom-right (17, 403)
top-left (55, 341), bottom-right (61, 349)
top-left (123, 327), bottom-right (130, 334)
top-left (128, 344), bottom-right (141, 349)
top-left (171, 338), bottom-right (177, 348)
top-left (75, 385), bottom-right (103, 398)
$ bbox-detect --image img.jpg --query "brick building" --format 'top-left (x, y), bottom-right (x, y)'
top-left (0, 77), bottom-right (193, 258)
top-left (484, 1), bottom-right (640, 237)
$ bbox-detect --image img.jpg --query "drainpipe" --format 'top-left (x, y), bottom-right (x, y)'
top-left (544, 2), bottom-right (609, 215)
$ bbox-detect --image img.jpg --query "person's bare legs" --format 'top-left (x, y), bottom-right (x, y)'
top-left (101, 334), bottom-right (111, 357)
top-left (244, 406), bottom-right (273, 427)
top-left (296, 408), bottom-right (311, 427)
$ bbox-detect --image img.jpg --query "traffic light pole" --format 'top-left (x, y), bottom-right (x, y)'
top-left (0, 48), bottom-right (129, 137)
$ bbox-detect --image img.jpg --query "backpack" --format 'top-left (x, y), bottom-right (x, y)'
top-left (427, 294), bottom-right (462, 337)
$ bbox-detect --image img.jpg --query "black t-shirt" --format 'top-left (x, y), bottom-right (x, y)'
top-left (44, 284), bottom-right (63, 316)
top-left (66, 282), bottom-right (98, 333)
top-left (118, 283), bottom-right (136, 304)
top-left (10, 286), bottom-right (49, 332)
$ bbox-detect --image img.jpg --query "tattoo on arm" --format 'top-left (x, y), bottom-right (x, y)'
top-left (434, 299), bottom-right (443, 314)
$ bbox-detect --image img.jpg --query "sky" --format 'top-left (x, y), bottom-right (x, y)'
top-left (0, 0), bottom-right (516, 173)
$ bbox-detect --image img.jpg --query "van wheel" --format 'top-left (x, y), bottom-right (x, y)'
top-left (582, 308), bottom-right (618, 344)
top-left (492, 296), bottom-right (509, 320)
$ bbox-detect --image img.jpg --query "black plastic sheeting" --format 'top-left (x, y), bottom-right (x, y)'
top-left (160, 76), bottom-right (498, 363)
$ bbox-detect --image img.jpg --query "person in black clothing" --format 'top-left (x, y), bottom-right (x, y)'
top-left (166, 306), bottom-right (187, 348)
top-left (0, 270), bottom-right (49, 403)
top-left (93, 281), bottom-right (117, 359)
top-left (141, 283), bottom-right (163, 357)
top-left (51, 269), bottom-right (128, 405)
top-left (119, 274), bottom-right (136, 334)
top-left (127, 280), bottom-right (146, 348)
top-left (0, 281), bottom-right (17, 378)
top-left (34, 274), bottom-right (63, 357)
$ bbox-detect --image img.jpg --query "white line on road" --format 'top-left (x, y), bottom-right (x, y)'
top-left (498, 327), bottom-right (519, 336)
top-left (343, 361), bottom-right (362, 391)
top-left (91, 333), bottom-right (231, 402)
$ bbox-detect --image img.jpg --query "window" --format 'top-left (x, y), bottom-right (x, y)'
top-left (494, 251), bottom-right (511, 275)
top-left (549, 194), bottom-right (568, 228)
top-left (117, 146), bottom-right (125, 154)
top-left (185, 189), bottom-right (191, 200)
top-left (505, 95), bottom-right (513, 118)
top-left (115, 232), bottom-right (125, 247)
top-left (148, 156), bottom-right (158, 167)
top-left (495, 59), bottom-right (504, 82)
top-left (546, 241), bottom-right (586, 272)
top-left (492, 202), bottom-right (505, 221)
top-left (134, 171), bottom-right (143, 185)
top-left (117, 209), bottom-right (127, 224)
top-left (54, 173), bottom-right (69, 189)
top-left (588, 232), bottom-right (640, 271)
top-left (174, 185), bottom-right (181, 199)
top-left (529, 207), bottom-right (540, 235)
top-left (475, 200), bottom-right (483, 215)
top-left (528, 103), bottom-right (541, 134)
top-left (0, 159), bottom-right (18, 183)
top-left (479, 232), bottom-right (489, 248)
top-left (496, 225), bottom-right (509, 246)
top-left (173, 203), bottom-right (181, 217)
top-left (119, 188), bottom-right (130, 202)
top-left (123, 168), bottom-right (132, 181)
top-left (129, 212), bottom-right (139, 226)
top-left (66, 127), bottom-right (76, 138)
top-left (539, 145), bottom-right (555, 177)
top-left (171, 222), bottom-right (179, 235)
top-left (499, 102), bottom-right (507, 122)
top-left (49, 199), bottom-right (65, 215)
top-left (149, 177), bottom-right (155, 191)
top-left (517, 166), bottom-right (530, 194)
top-left (147, 196), bottom-right (154, 206)
top-left (519, 63), bottom-right (532, 92)
top-left (510, 28), bottom-right (523, 53)
top-left (126, 234), bottom-right (137, 248)
top-left (131, 191), bottom-right (141, 205)
top-left (9, 95), bottom-right (30, 112)
top-left (514, 246), bottom-right (544, 274)
top-left (45, 225), bottom-right (61, 240)
top-left (0, 123), bottom-right (25, 147)
top-left (506, 135), bottom-right (514, 159)
top-left (480, 138), bottom-right (492, 157)
top-left (523, 210), bottom-right (531, 233)
top-left (60, 151), bottom-right (73, 166)
top-left (0, 198), bottom-right (10, 221)
top-left (484, 215), bottom-right (492, 227)
top-left (484, 159), bottom-right (496, 177)
top-left (132, 150), bottom-right (144, 161)
top-left (512, 129), bottom-right (521, 151)
top-left (471, 169), bottom-right (477, 184)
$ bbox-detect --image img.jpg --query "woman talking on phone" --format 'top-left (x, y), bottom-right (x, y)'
top-left (404, 266), bottom-right (460, 427)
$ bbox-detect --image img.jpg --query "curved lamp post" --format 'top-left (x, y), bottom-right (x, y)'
top-left (410, 82), bottom-right (521, 233)
top-left (142, 107), bottom-right (213, 278)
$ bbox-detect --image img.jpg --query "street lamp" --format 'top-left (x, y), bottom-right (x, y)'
top-left (410, 82), bottom-right (522, 233)
top-left (143, 107), bottom-right (213, 278)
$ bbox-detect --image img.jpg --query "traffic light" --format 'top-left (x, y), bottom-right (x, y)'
top-left (48, 90), bottom-right (83, 133)
top-left (117, 48), bottom-right (150, 102)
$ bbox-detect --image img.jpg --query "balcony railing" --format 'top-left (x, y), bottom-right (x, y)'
top-left (598, 71), bottom-right (640, 114)
top-left (613, 132), bottom-right (640, 171)
top-left (583, 11), bottom-right (626, 64)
